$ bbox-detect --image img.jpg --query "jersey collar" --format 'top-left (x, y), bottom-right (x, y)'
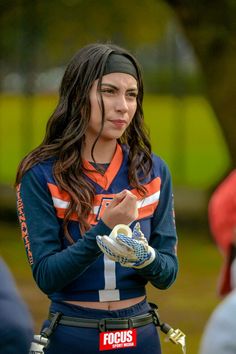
top-left (83, 144), bottom-right (123, 190)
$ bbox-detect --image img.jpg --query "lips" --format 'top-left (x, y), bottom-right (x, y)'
top-left (109, 119), bottom-right (127, 127)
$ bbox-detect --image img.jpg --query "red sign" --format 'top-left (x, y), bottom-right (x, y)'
top-left (99, 329), bottom-right (137, 351)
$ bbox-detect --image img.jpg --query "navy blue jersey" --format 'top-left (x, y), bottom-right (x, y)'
top-left (16, 144), bottom-right (178, 302)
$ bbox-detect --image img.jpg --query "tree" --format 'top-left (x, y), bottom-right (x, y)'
top-left (0, 0), bottom-right (170, 72)
top-left (165, 0), bottom-right (236, 166)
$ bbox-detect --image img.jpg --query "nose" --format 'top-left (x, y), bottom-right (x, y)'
top-left (115, 95), bottom-right (128, 113)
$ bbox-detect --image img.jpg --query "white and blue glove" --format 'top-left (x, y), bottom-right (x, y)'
top-left (96, 223), bottom-right (155, 269)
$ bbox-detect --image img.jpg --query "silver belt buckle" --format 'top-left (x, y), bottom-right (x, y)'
top-left (29, 334), bottom-right (49, 354)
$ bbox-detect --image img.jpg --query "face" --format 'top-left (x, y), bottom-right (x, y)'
top-left (86, 72), bottom-right (138, 144)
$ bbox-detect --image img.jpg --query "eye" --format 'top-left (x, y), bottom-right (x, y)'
top-left (100, 88), bottom-right (115, 95)
top-left (127, 91), bottom-right (138, 99)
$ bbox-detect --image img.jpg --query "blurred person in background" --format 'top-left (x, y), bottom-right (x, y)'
top-left (208, 169), bottom-right (236, 297)
top-left (199, 248), bottom-right (236, 354)
top-left (0, 257), bottom-right (33, 354)
top-left (15, 43), bottom-right (178, 354)
top-left (199, 170), bottom-right (236, 354)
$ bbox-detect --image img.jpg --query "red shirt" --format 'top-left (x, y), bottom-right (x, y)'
top-left (208, 170), bottom-right (236, 295)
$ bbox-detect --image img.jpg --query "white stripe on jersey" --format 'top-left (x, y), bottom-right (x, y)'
top-left (52, 191), bottom-right (160, 212)
top-left (52, 197), bottom-right (69, 208)
top-left (137, 190), bottom-right (160, 208)
top-left (99, 255), bottom-right (120, 302)
top-left (52, 197), bottom-right (100, 215)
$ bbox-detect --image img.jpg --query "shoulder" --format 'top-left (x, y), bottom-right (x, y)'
top-left (23, 158), bottom-right (56, 185)
top-left (31, 157), bottom-right (55, 175)
top-left (151, 153), bottom-right (171, 178)
top-left (151, 152), bottom-right (167, 166)
top-left (16, 158), bottom-right (57, 199)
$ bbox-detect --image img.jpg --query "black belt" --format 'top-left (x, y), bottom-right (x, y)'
top-left (48, 311), bottom-right (157, 332)
top-left (42, 303), bottom-right (161, 338)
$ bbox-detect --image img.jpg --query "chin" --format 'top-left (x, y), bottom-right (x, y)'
top-left (102, 132), bottom-right (124, 141)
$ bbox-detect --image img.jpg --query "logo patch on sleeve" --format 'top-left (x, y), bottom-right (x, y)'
top-left (99, 329), bottom-right (137, 351)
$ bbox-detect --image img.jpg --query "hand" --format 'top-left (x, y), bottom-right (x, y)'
top-left (102, 190), bottom-right (138, 229)
top-left (96, 223), bottom-right (155, 269)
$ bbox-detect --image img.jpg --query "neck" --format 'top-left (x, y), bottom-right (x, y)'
top-left (83, 139), bottom-right (117, 163)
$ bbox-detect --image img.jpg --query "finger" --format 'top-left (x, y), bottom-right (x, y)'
top-left (120, 261), bottom-right (135, 268)
top-left (100, 236), bottom-right (138, 261)
top-left (115, 236), bottom-right (135, 252)
top-left (96, 237), bottom-right (118, 261)
top-left (97, 236), bottom-right (125, 256)
top-left (119, 190), bottom-right (137, 204)
top-left (96, 236), bottom-right (136, 263)
top-left (117, 192), bottom-right (138, 217)
top-left (110, 190), bottom-right (137, 209)
top-left (116, 234), bottom-right (138, 249)
top-left (104, 191), bottom-right (126, 211)
top-left (109, 190), bottom-right (128, 206)
top-left (109, 224), bottom-right (132, 240)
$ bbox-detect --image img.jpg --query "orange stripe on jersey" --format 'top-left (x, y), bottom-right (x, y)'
top-left (89, 202), bottom-right (159, 225)
top-left (88, 214), bottom-right (97, 225)
top-left (131, 177), bottom-right (161, 200)
top-left (138, 203), bottom-right (159, 219)
top-left (48, 183), bottom-right (73, 219)
top-left (135, 177), bottom-right (161, 219)
top-left (47, 176), bottom-right (161, 223)
top-left (48, 183), bottom-right (71, 201)
top-left (88, 178), bottom-right (161, 224)
top-left (82, 144), bottom-right (123, 190)
top-left (56, 208), bottom-right (78, 221)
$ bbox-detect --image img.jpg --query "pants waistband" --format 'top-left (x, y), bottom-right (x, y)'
top-left (47, 306), bottom-right (160, 333)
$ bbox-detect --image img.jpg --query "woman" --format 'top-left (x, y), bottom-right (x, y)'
top-left (16, 43), bottom-right (178, 354)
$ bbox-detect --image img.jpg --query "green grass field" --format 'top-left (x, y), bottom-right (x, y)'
top-left (0, 94), bottom-right (230, 188)
top-left (0, 222), bottom-right (221, 354)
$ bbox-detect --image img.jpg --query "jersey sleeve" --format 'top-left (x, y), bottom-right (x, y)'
top-left (135, 159), bottom-right (178, 289)
top-left (16, 168), bottom-right (112, 295)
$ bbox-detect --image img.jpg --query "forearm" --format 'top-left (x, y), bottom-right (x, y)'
top-left (32, 220), bottom-right (111, 294)
top-left (135, 249), bottom-right (178, 289)
top-left (17, 169), bottom-right (112, 294)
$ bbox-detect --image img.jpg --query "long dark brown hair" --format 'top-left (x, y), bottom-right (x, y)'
top-left (15, 43), bottom-right (152, 239)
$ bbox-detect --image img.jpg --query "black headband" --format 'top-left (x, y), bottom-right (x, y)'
top-left (103, 53), bottom-right (138, 80)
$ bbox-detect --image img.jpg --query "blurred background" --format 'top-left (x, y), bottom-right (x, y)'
top-left (1, 0), bottom-right (236, 353)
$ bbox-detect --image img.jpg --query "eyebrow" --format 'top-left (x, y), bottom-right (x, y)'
top-left (100, 83), bottom-right (138, 92)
